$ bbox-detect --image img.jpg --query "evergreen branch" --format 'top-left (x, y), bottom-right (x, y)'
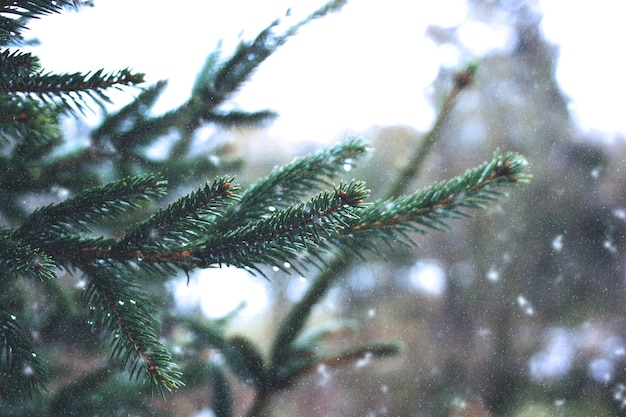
top-left (83, 263), bottom-right (184, 395)
top-left (216, 137), bottom-right (369, 232)
top-left (0, 1), bottom-right (75, 47)
top-left (343, 151), bottom-right (530, 246)
top-left (35, 235), bottom-right (116, 269)
top-left (82, 1), bottom-right (345, 156)
top-left (0, 0), bottom-right (73, 18)
top-left (0, 307), bottom-right (48, 395)
top-left (1, 68), bottom-right (145, 114)
top-left (177, 315), bottom-right (269, 387)
top-left (318, 342), bottom-right (401, 369)
top-left (269, 152), bottom-right (529, 372)
top-left (274, 342), bottom-right (401, 390)
top-left (0, 48), bottom-right (41, 78)
top-left (0, 16), bottom-right (19, 46)
top-left (92, 80), bottom-right (168, 151)
top-left (0, 0), bottom-right (74, 42)
top-left (208, 20), bottom-right (282, 103)
top-left (280, 0), bottom-right (347, 39)
top-left (269, 254), bottom-right (347, 369)
top-left (203, 109), bottom-right (278, 128)
top-left (0, 93), bottom-right (59, 145)
top-left (227, 336), bottom-right (267, 388)
top-left (191, 44), bottom-right (222, 100)
top-left (120, 177), bottom-right (238, 251)
top-left (14, 174), bottom-right (167, 240)
top-left (0, 232), bottom-right (55, 280)
top-left (201, 181), bottom-right (368, 273)
top-left (269, 319), bottom-right (360, 387)
top-left (64, 150), bottom-right (525, 290)
top-left (292, 318), bottom-right (359, 350)
top-left (198, 0), bottom-right (346, 106)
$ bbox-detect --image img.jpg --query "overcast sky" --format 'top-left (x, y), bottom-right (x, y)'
top-left (25, 0), bottom-right (626, 146)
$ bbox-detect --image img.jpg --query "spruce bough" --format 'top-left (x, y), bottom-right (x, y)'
top-left (0, 0), bottom-right (530, 413)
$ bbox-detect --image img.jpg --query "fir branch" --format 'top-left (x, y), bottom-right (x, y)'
top-left (1, 68), bottom-right (145, 114)
top-left (0, 0), bottom-right (71, 45)
top-left (120, 177), bottom-right (238, 251)
top-left (274, 342), bottom-right (401, 390)
top-left (92, 80), bottom-right (168, 151)
top-left (197, 0), bottom-right (346, 106)
top-left (343, 151), bottom-right (530, 247)
top-left (0, 48), bottom-right (41, 78)
top-left (209, 19), bottom-right (282, 102)
top-left (0, 307), bottom-right (48, 395)
top-left (280, 0), bottom-right (347, 39)
top-left (0, 93), bottom-right (59, 145)
top-left (0, 232), bottom-right (55, 280)
top-left (83, 263), bottom-right (184, 395)
top-left (0, 0), bottom-right (73, 18)
top-left (0, 1), bottom-right (76, 46)
top-left (216, 137), bottom-right (369, 233)
top-left (201, 181), bottom-right (368, 273)
top-left (318, 342), bottom-right (401, 369)
top-left (203, 109), bottom-right (278, 128)
top-left (292, 318), bottom-right (359, 350)
top-left (36, 235), bottom-right (116, 269)
top-left (269, 151), bottom-right (530, 372)
top-left (191, 44), bottom-right (222, 98)
top-left (0, 16), bottom-right (19, 46)
top-left (14, 174), bottom-right (167, 241)
top-left (227, 336), bottom-right (267, 388)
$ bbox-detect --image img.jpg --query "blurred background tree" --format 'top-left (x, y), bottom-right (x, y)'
top-left (2, 1), bottom-right (626, 417)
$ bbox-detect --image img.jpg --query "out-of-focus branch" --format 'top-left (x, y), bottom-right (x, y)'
top-left (386, 63), bottom-right (477, 199)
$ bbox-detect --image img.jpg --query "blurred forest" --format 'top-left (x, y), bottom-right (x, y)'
top-left (4, 1), bottom-right (626, 416)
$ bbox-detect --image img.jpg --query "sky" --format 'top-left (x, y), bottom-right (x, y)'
top-left (540, 0), bottom-right (626, 139)
top-left (23, 0), bottom-right (626, 317)
top-left (24, 0), bottom-right (626, 143)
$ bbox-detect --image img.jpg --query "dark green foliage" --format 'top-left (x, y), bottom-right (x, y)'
top-left (2, 67), bottom-right (145, 115)
top-left (0, 307), bottom-right (47, 396)
top-left (0, 232), bottom-right (55, 281)
top-left (83, 262), bottom-right (184, 396)
top-left (0, 1), bottom-right (530, 415)
top-left (0, 139), bottom-right (522, 399)
top-left (0, 0), bottom-right (76, 46)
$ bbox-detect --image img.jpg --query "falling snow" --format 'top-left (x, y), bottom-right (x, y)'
top-left (551, 234), bottom-right (564, 252)
top-left (486, 267), bottom-right (500, 283)
top-left (408, 261), bottom-right (446, 296)
top-left (588, 357), bottom-right (614, 383)
top-left (517, 295), bottom-right (535, 316)
top-left (529, 328), bottom-right (574, 380)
